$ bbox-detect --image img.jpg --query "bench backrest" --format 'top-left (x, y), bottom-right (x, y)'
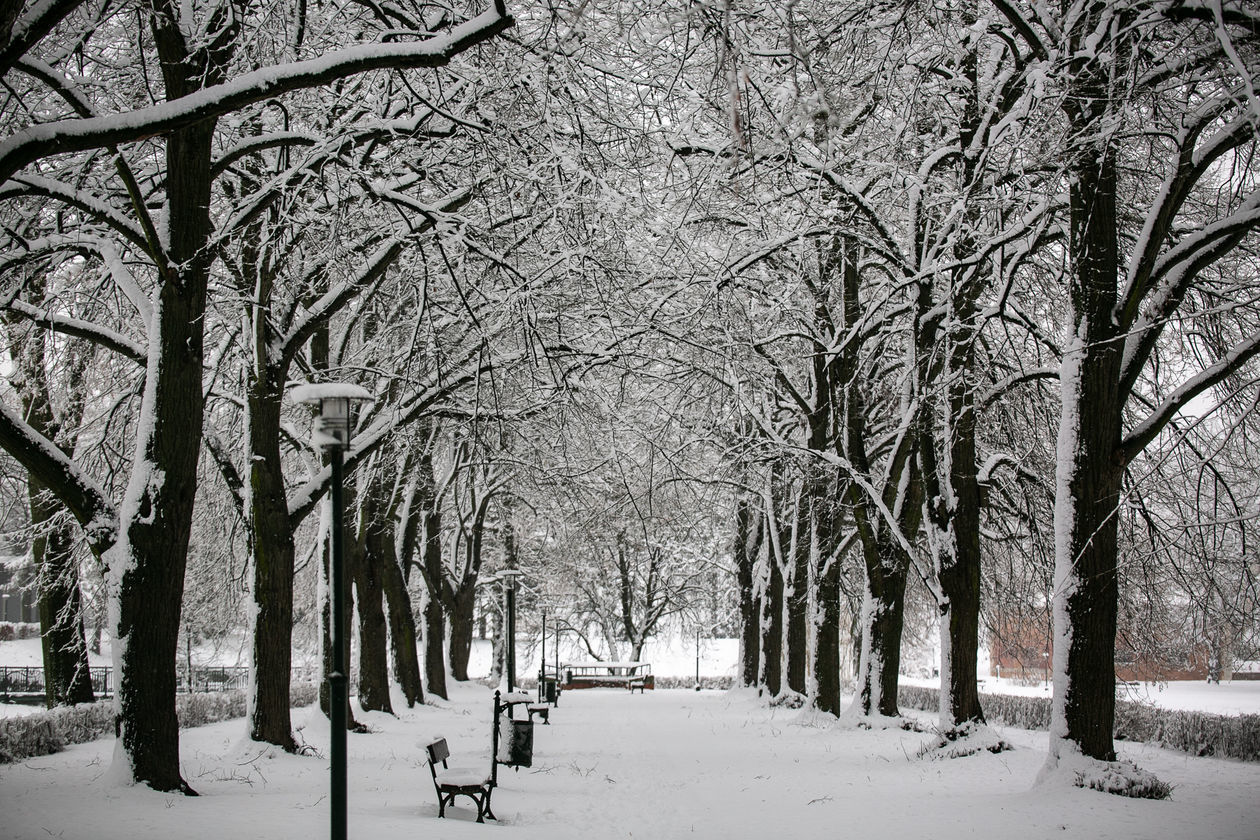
top-left (426, 738), bottom-right (450, 769)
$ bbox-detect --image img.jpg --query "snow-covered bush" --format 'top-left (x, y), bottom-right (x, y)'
top-left (0, 683), bottom-right (320, 764)
top-left (1072, 759), bottom-right (1173, 799)
top-left (898, 684), bottom-right (1259, 762)
top-left (0, 701), bottom-right (113, 762)
top-left (1114, 705), bottom-right (1260, 762)
top-left (0, 622), bottom-right (41, 641)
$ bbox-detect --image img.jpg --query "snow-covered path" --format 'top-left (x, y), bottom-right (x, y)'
top-left (2, 683), bottom-right (1258, 839)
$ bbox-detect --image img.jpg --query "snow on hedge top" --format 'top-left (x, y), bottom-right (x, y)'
top-left (289, 383), bottom-right (374, 404)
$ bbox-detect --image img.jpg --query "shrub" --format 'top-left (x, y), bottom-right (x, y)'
top-left (0, 682), bottom-right (321, 764)
top-left (0, 622), bottom-right (41, 642)
top-left (897, 683), bottom-right (1260, 762)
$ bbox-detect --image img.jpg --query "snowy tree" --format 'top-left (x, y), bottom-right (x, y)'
top-left (990, 0), bottom-right (1260, 790)
top-left (0, 0), bottom-right (511, 792)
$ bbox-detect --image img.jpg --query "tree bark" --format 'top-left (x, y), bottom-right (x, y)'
top-left (354, 495), bottom-right (393, 714)
top-left (383, 552), bottom-right (423, 707)
top-left (758, 550), bottom-right (784, 697)
top-left (420, 499), bottom-right (449, 698)
top-left (811, 480), bottom-right (846, 716)
top-left (247, 377), bottom-right (297, 749)
top-left (785, 485), bottom-right (809, 696)
top-left (1049, 70), bottom-right (1125, 764)
top-left (31, 483), bottom-right (94, 707)
top-left (734, 496), bottom-right (762, 688)
top-left (447, 582), bottom-right (476, 682)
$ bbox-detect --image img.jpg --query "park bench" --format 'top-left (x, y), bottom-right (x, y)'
top-left (425, 738), bottom-right (496, 823)
top-left (561, 661), bottom-right (654, 691)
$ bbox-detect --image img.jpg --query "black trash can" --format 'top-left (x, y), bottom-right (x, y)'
top-left (504, 719), bottom-right (533, 768)
top-left (542, 678), bottom-right (558, 704)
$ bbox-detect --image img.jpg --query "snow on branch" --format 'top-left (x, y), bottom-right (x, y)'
top-left (0, 7), bottom-right (514, 184)
top-left (4, 298), bottom-right (145, 364)
top-left (2, 176), bottom-right (148, 251)
top-left (1119, 328), bottom-right (1260, 466)
top-left (0, 401), bottom-right (118, 552)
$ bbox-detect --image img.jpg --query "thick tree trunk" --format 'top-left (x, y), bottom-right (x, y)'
top-left (785, 487), bottom-right (809, 696)
top-left (854, 529), bottom-right (909, 718)
top-left (758, 555), bottom-right (784, 697)
top-left (1049, 108), bottom-right (1124, 764)
top-left (319, 524), bottom-right (364, 731)
top-left (382, 555), bottom-right (423, 707)
top-left (354, 503), bottom-right (393, 714)
top-left (734, 498), bottom-right (762, 688)
top-left (422, 591), bottom-right (448, 699)
top-left (10, 321), bottom-right (94, 707)
top-left (31, 484), bottom-right (94, 707)
top-left (107, 110), bottom-right (223, 793)
top-left (247, 383), bottom-right (297, 750)
top-left (811, 481), bottom-right (845, 716)
top-left (447, 583), bottom-right (476, 682)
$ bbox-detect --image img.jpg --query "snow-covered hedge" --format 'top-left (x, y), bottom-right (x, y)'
top-left (897, 684), bottom-right (1260, 762)
top-left (0, 682), bottom-right (319, 764)
top-left (0, 622), bottom-right (41, 641)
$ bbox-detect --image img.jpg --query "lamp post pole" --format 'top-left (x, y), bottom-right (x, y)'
top-left (695, 627), bottom-right (701, 691)
top-left (291, 383), bottom-right (372, 840)
top-left (506, 578), bottom-right (517, 692)
top-left (328, 442), bottom-right (347, 840)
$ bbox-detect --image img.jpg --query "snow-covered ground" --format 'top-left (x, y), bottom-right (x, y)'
top-left (2, 680), bottom-right (1258, 840)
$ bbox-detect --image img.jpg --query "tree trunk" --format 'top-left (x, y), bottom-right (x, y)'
top-left (422, 590), bottom-right (448, 699)
top-left (759, 554), bottom-right (784, 697)
top-left (31, 484), bottom-right (94, 707)
top-left (107, 108), bottom-right (225, 793)
top-left (247, 380), bottom-right (297, 750)
top-left (810, 479), bottom-right (846, 717)
top-left (734, 497), bottom-right (762, 688)
top-left (382, 554), bottom-right (423, 707)
top-left (447, 583), bottom-right (476, 682)
top-left (853, 528), bottom-right (909, 717)
top-left (1049, 92), bottom-right (1124, 764)
top-left (785, 485), bottom-right (809, 696)
top-left (319, 518), bottom-right (364, 731)
top-left (354, 498), bottom-right (393, 714)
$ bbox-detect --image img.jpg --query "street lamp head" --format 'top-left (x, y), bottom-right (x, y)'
top-left (498, 569), bottom-right (523, 591)
top-left (290, 383), bottom-right (373, 450)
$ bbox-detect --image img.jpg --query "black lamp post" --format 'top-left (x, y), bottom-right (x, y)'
top-left (499, 569), bottom-right (522, 692)
top-left (539, 608), bottom-right (546, 701)
top-left (291, 383), bottom-right (372, 840)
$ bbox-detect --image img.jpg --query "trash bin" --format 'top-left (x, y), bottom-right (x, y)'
top-left (542, 678), bottom-right (558, 704)
top-left (498, 718), bottom-right (533, 768)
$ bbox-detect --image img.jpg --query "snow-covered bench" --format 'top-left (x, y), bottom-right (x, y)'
top-left (424, 738), bottom-right (496, 823)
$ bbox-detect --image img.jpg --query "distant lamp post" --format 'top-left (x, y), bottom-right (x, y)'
top-left (291, 382), bottom-right (373, 840)
top-left (499, 569), bottom-right (523, 692)
top-left (695, 627), bottom-right (701, 691)
top-left (539, 608), bottom-right (547, 702)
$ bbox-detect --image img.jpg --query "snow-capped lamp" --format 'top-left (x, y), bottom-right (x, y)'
top-left (289, 382), bottom-right (373, 450)
top-left (287, 381), bottom-right (372, 840)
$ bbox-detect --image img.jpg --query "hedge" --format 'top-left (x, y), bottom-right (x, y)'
top-left (897, 684), bottom-right (1260, 762)
top-left (0, 681), bottom-right (318, 764)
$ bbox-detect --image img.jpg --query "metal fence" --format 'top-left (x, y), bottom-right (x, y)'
top-left (1, 664), bottom-right (322, 702)
top-left (0, 666), bottom-right (113, 700)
